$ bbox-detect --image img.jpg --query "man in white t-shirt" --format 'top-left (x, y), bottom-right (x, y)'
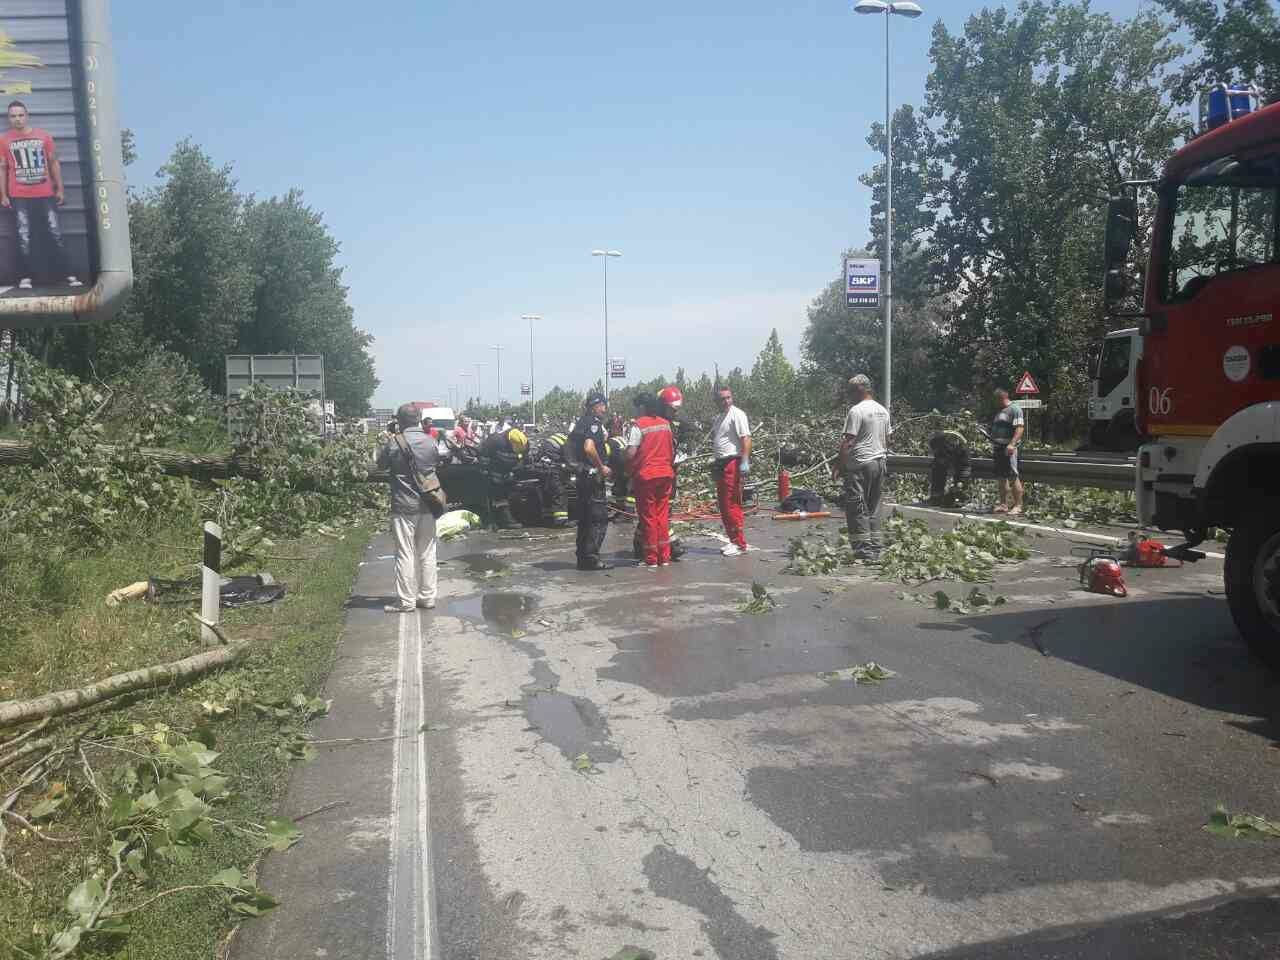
top-left (711, 384), bottom-right (752, 556)
top-left (836, 374), bottom-right (890, 560)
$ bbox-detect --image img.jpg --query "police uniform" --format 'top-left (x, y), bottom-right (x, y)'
top-left (928, 430), bottom-right (972, 505)
top-left (569, 404), bottom-right (610, 570)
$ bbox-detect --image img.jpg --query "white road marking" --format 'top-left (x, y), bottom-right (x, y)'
top-left (386, 611), bottom-right (436, 960)
top-left (890, 502), bottom-right (1226, 560)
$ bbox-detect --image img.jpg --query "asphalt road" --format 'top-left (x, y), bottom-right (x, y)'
top-left (233, 503), bottom-right (1280, 960)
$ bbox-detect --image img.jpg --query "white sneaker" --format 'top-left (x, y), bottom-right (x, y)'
top-left (721, 543), bottom-right (745, 557)
top-left (18, 278), bottom-right (31, 289)
top-left (67, 276), bottom-right (82, 287)
top-left (639, 562), bottom-right (657, 571)
top-left (384, 602), bottom-right (415, 613)
top-left (416, 598), bottom-right (436, 609)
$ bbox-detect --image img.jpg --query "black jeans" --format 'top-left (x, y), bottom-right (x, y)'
top-left (575, 473), bottom-right (609, 565)
top-left (12, 196), bottom-right (70, 283)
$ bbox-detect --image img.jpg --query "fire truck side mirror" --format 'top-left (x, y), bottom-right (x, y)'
top-left (1103, 196), bottom-right (1138, 308)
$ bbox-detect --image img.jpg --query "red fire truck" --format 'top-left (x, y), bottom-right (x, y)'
top-left (1104, 86), bottom-right (1280, 668)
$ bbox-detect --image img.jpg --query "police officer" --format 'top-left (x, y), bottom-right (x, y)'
top-left (478, 426), bottom-right (528, 529)
top-left (927, 429), bottom-right (972, 507)
top-left (568, 393), bottom-right (611, 571)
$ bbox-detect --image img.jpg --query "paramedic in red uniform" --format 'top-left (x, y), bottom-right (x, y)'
top-left (625, 392), bottom-right (675, 569)
top-left (0, 101), bottom-right (81, 289)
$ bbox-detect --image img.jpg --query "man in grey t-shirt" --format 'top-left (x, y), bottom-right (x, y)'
top-left (375, 403), bottom-right (442, 612)
top-left (836, 374), bottom-right (890, 559)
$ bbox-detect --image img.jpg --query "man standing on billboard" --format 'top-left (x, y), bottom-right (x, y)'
top-left (0, 100), bottom-right (81, 289)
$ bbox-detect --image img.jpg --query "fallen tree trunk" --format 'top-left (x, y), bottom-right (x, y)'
top-left (0, 438), bottom-right (392, 484)
top-left (0, 438), bottom-right (265, 481)
top-left (0, 642), bottom-right (249, 730)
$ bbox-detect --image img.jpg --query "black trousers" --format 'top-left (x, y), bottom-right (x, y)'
top-left (929, 449), bottom-right (972, 500)
top-left (575, 474), bottom-right (609, 564)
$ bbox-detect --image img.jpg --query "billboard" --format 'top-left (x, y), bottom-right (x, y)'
top-left (225, 354), bottom-right (325, 399)
top-left (0, 0), bottom-right (130, 328)
top-left (845, 257), bottom-right (880, 308)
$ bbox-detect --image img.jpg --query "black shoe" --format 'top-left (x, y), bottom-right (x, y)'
top-left (577, 559), bottom-right (611, 571)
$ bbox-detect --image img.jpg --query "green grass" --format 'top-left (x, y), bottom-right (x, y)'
top-left (0, 515), bottom-right (374, 959)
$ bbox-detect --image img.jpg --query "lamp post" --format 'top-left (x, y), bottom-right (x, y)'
top-left (474, 362), bottom-right (485, 406)
top-left (853, 0), bottom-right (922, 414)
top-left (591, 249), bottom-right (622, 401)
top-left (492, 344), bottom-right (505, 415)
top-left (522, 314), bottom-right (541, 428)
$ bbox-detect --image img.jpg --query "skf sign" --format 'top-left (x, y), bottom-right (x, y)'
top-left (845, 258), bottom-right (881, 309)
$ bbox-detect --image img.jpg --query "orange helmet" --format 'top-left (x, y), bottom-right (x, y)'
top-left (659, 385), bottom-right (684, 409)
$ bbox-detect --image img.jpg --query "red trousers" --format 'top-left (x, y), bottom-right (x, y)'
top-left (716, 458), bottom-right (747, 548)
top-left (634, 475), bottom-right (674, 565)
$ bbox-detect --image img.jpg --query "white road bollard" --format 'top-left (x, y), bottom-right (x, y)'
top-left (201, 521), bottom-right (222, 644)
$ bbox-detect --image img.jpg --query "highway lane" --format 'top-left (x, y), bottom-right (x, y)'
top-left (235, 506), bottom-right (1280, 960)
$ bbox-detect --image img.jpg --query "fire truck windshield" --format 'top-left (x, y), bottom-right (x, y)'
top-left (1163, 155), bottom-right (1280, 302)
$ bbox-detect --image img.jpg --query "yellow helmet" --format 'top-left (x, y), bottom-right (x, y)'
top-left (508, 428), bottom-right (528, 455)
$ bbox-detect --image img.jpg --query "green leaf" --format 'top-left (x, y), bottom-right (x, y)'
top-left (66, 878), bottom-right (106, 925)
top-left (264, 817), bottom-right (303, 852)
top-left (229, 889), bottom-right (280, 916)
top-left (211, 867), bottom-right (245, 889)
top-left (28, 794), bottom-right (67, 820)
top-left (572, 753), bottom-right (593, 772)
top-left (933, 591), bottom-right (951, 610)
top-left (606, 948), bottom-right (657, 960)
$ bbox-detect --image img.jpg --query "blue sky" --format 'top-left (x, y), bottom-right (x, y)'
top-left (114, 0), bottom-right (1155, 410)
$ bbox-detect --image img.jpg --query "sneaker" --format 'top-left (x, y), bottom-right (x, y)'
top-left (18, 278), bottom-right (31, 289)
top-left (384, 602), bottom-right (415, 613)
top-left (576, 559), bottom-right (611, 571)
top-left (416, 598), bottom-right (436, 609)
top-left (639, 562), bottom-right (657, 571)
top-left (659, 562), bottom-right (671, 567)
top-left (67, 276), bottom-right (82, 287)
top-left (721, 543), bottom-right (745, 557)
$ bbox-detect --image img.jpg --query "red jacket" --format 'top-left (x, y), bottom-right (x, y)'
top-left (627, 416), bottom-right (674, 482)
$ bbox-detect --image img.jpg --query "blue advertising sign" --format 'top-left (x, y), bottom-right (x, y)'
top-left (845, 257), bottom-right (880, 309)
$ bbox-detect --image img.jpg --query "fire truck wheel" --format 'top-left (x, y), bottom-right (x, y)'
top-left (1225, 507), bottom-right (1280, 671)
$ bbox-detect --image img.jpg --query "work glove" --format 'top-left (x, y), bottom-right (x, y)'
top-left (739, 457), bottom-right (750, 476)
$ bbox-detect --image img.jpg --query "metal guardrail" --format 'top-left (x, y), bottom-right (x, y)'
top-left (886, 454), bottom-right (1135, 492)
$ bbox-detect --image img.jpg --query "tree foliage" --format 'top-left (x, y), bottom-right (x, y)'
top-left (44, 141), bottom-right (379, 415)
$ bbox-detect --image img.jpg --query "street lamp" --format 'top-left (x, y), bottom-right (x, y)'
top-left (522, 314), bottom-right (542, 428)
top-left (853, 0), bottom-right (922, 414)
top-left (591, 249), bottom-right (622, 400)
top-left (492, 344), bottom-right (505, 414)
top-left (474, 362), bottom-right (485, 406)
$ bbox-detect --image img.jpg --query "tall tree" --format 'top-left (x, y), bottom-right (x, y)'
top-left (1156, 0), bottom-right (1280, 105)
top-left (240, 191), bottom-right (378, 414)
top-left (130, 140), bottom-right (255, 386)
top-left (923, 1), bottom-right (1184, 408)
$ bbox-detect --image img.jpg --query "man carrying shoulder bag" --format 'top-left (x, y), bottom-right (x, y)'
top-left (376, 403), bottom-right (446, 613)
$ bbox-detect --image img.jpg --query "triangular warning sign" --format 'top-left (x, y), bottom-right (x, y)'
top-left (1015, 371), bottom-right (1040, 395)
